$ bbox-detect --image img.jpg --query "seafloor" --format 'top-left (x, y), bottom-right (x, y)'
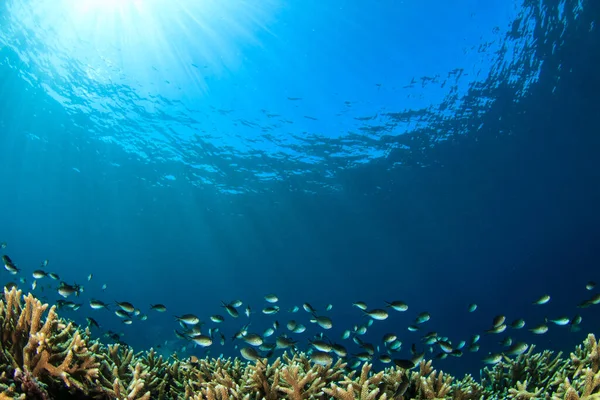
top-left (0, 287), bottom-right (598, 399)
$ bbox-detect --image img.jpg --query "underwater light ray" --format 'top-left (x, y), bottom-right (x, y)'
top-left (3, 0), bottom-right (280, 97)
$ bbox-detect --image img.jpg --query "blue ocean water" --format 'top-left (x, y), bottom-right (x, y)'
top-left (0, 0), bottom-right (598, 380)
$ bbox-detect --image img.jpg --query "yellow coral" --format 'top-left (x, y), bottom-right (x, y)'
top-left (508, 380), bottom-right (542, 399)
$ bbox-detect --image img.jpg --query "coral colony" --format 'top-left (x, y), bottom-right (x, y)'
top-left (0, 287), bottom-right (598, 399)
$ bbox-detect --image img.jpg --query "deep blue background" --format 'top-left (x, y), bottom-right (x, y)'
top-left (0, 0), bottom-right (599, 378)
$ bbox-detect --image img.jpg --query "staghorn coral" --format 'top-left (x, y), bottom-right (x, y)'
top-left (323, 362), bottom-right (384, 400)
top-left (12, 367), bottom-right (49, 399)
top-left (507, 380), bottom-right (542, 399)
top-left (452, 374), bottom-right (483, 400)
top-left (1, 290), bottom-right (600, 399)
top-left (395, 360), bottom-right (456, 400)
top-left (482, 344), bottom-right (569, 398)
top-left (277, 363), bottom-right (321, 399)
top-left (0, 288), bottom-right (100, 394)
top-left (570, 334), bottom-right (600, 379)
top-left (551, 368), bottom-right (600, 400)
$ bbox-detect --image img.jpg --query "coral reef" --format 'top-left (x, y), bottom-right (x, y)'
top-left (0, 288), bottom-right (600, 399)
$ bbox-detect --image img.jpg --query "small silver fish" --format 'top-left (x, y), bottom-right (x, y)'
top-left (332, 344), bottom-right (347, 357)
top-left (191, 335), bottom-right (212, 347)
top-left (262, 306), bottom-right (280, 315)
top-left (240, 347), bottom-right (260, 361)
top-left (385, 301), bottom-right (408, 312)
top-left (310, 315), bottom-right (333, 329)
top-left (303, 303), bottom-right (315, 313)
top-left (286, 320), bottom-right (297, 331)
top-left (310, 351), bottom-right (333, 366)
top-left (510, 319), bottom-right (526, 329)
top-left (389, 340), bottom-right (402, 350)
top-left (264, 294), bottom-right (278, 303)
top-left (437, 340), bottom-right (453, 354)
top-left (58, 284), bottom-right (79, 298)
top-left (383, 333), bottom-right (397, 343)
top-left (210, 315), bottom-right (225, 323)
top-left (262, 328), bottom-right (275, 337)
top-left (292, 324), bottom-right (306, 334)
top-left (222, 302), bottom-right (239, 318)
top-left (506, 342), bottom-right (529, 356)
top-left (2, 256), bottom-right (19, 275)
top-left (533, 294), bottom-right (551, 305)
top-left (414, 312), bottom-right (430, 324)
top-left (310, 340), bottom-right (332, 352)
top-left (90, 300), bottom-right (109, 310)
top-left (32, 270), bottom-right (47, 279)
top-left (380, 354), bottom-right (392, 364)
top-left (275, 336), bottom-right (296, 349)
top-left (485, 324), bottom-right (507, 334)
top-left (529, 324), bottom-right (549, 334)
top-left (175, 314), bottom-right (201, 325)
top-left (492, 315), bottom-right (506, 328)
top-left (365, 309), bottom-right (389, 321)
top-left (86, 317), bottom-right (100, 329)
top-left (116, 302), bottom-right (135, 313)
top-left (243, 333), bottom-right (263, 346)
top-left (548, 317), bottom-right (570, 326)
top-left (482, 353), bottom-right (503, 365)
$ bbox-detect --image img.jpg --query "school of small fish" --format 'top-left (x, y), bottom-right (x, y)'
top-left (0, 246), bottom-right (596, 369)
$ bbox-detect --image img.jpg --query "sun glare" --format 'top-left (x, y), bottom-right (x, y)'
top-left (5, 0), bottom-right (277, 95)
top-left (74, 0), bottom-right (143, 13)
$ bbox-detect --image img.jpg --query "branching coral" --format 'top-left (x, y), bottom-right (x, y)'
top-left (482, 344), bottom-right (569, 397)
top-left (552, 368), bottom-right (600, 400)
top-left (452, 374), bottom-right (483, 400)
top-left (571, 334), bottom-right (600, 379)
top-left (0, 288), bottom-right (100, 395)
top-left (507, 380), bottom-right (542, 399)
top-left (1, 290), bottom-right (600, 399)
top-left (323, 363), bottom-right (384, 400)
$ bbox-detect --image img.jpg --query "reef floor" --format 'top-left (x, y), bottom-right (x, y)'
top-left (0, 287), bottom-right (598, 399)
